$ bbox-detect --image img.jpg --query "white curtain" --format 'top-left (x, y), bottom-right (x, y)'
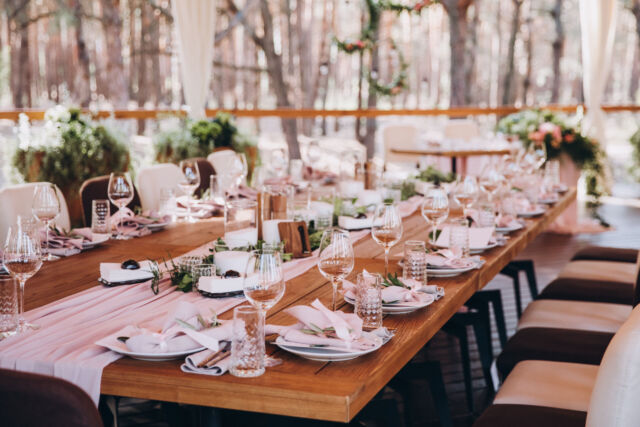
top-left (579, 0), bottom-right (617, 145)
top-left (171, 0), bottom-right (217, 119)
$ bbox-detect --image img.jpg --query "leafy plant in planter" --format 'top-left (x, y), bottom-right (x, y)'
top-left (629, 128), bottom-right (640, 182)
top-left (154, 112), bottom-right (256, 164)
top-left (12, 106), bottom-right (130, 226)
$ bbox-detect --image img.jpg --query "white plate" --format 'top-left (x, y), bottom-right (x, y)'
top-left (538, 198), bottom-right (558, 205)
top-left (435, 241), bottom-right (498, 254)
top-left (496, 223), bottom-right (524, 233)
top-left (554, 184), bottom-right (568, 193)
top-left (517, 209), bottom-right (546, 218)
top-left (82, 234), bottom-right (110, 249)
top-left (344, 294), bottom-right (435, 315)
top-left (427, 265), bottom-right (476, 277)
top-left (96, 337), bottom-right (204, 361)
top-left (275, 332), bottom-right (383, 362)
top-left (146, 221), bottom-right (170, 231)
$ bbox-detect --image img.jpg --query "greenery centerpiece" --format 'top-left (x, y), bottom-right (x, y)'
top-left (496, 109), bottom-right (608, 200)
top-left (11, 106), bottom-right (130, 226)
top-left (154, 112), bottom-right (257, 168)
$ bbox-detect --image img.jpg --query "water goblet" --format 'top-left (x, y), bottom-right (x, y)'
top-left (317, 228), bottom-right (354, 311)
top-left (421, 188), bottom-right (449, 247)
top-left (371, 202), bottom-right (403, 277)
top-left (32, 183), bottom-right (61, 261)
top-left (108, 172), bottom-right (134, 240)
top-left (179, 160), bottom-right (201, 223)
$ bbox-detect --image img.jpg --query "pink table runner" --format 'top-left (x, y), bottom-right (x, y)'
top-left (0, 196), bottom-right (422, 404)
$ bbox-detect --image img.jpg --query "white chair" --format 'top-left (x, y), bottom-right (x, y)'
top-left (207, 149), bottom-right (241, 178)
top-left (443, 119), bottom-right (480, 141)
top-left (136, 163), bottom-right (184, 212)
top-left (382, 124), bottom-right (419, 166)
top-left (0, 183), bottom-right (70, 244)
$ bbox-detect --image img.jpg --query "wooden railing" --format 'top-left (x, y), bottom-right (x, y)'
top-left (1, 104), bottom-right (640, 121)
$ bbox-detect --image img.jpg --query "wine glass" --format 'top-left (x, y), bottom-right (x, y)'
top-left (243, 245), bottom-right (286, 366)
top-left (3, 225), bottom-right (42, 331)
top-left (421, 188), bottom-right (449, 247)
top-left (32, 183), bottom-right (60, 261)
top-left (108, 172), bottom-right (134, 239)
top-left (233, 153), bottom-right (248, 189)
top-left (453, 176), bottom-right (479, 214)
top-left (479, 168), bottom-right (504, 202)
top-left (178, 160), bottom-right (201, 223)
top-left (371, 202), bottom-right (403, 277)
top-left (270, 148), bottom-right (289, 178)
top-left (318, 228), bottom-right (354, 311)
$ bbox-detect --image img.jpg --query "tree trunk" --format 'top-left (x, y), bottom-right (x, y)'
top-left (550, 0), bottom-right (564, 104)
top-left (296, 0), bottom-right (314, 135)
top-left (441, 0), bottom-right (474, 107)
top-left (522, 1), bottom-right (533, 105)
top-left (465, 1), bottom-right (479, 105)
top-left (502, 0), bottom-right (522, 106)
top-left (71, 0), bottom-right (91, 107)
top-left (363, 18), bottom-right (380, 159)
top-left (630, 1), bottom-right (640, 101)
top-left (99, 0), bottom-right (128, 107)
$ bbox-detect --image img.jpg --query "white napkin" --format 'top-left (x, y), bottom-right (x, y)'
top-left (435, 226), bottom-right (494, 250)
top-left (99, 260), bottom-right (155, 283)
top-left (355, 189), bottom-right (382, 207)
top-left (338, 215), bottom-right (372, 230)
top-left (198, 276), bottom-right (245, 294)
top-left (181, 347), bottom-right (232, 376)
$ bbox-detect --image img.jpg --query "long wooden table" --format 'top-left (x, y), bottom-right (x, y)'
top-left (391, 147), bottom-right (513, 173)
top-left (24, 189), bottom-right (576, 423)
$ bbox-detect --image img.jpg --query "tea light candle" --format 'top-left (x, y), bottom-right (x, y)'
top-left (214, 250), bottom-right (252, 275)
top-left (262, 219), bottom-right (290, 245)
top-left (224, 227), bottom-right (258, 248)
top-left (339, 180), bottom-right (364, 199)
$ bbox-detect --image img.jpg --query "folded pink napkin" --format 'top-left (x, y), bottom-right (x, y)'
top-left (99, 302), bottom-right (231, 355)
top-left (175, 197), bottom-right (221, 218)
top-left (424, 248), bottom-right (475, 268)
top-left (495, 214), bottom-right (521, 229)
top-left (266, 299), bottom-right (378, 351)
top-left (111, 208), bottom-right (169, 237)
top-left (538, 191), bottom-right (558, 202)
top-left (42, 229), bottom-right (84, 257)
top-left (342, 278), bottom-right (433, 306)
top-left (435, 226), bottom-right (495, 250)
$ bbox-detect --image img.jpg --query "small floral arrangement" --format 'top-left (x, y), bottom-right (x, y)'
top-left (154, 112), bottom-right (255, 164)
top-left (497, 109), bottom-right (608, 200)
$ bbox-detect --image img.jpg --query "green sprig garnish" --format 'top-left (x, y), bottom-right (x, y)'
top-left (148, 260), bottom-right (162, 295)
top-left (383, 273), bottom-right (410, 289)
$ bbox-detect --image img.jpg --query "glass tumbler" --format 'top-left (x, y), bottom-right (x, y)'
top-left (449, 218), bottom-right (470, 258)
top-left (403, 240), bottom-right (427, 287)
top-left (355, 273), bottom-right (383, 331)
top-left (91, 199), bottom-right (111, 236)
top-left (230, 305), bottom-right (265, 378)
top-left (0, 276), bottom-right (18, 338)
top-left (477, 203), bottom-right (496, 228)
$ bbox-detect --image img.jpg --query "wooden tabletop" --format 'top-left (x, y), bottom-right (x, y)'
top-left (391, 147), bottom-right (513, 157)
top-left (25, 189), bottom-right (576, 423)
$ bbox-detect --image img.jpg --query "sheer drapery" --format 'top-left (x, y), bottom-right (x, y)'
top-left (579, 0), bottom-right (617, 145)
top-left (171, 0), bottom-right (217, 119)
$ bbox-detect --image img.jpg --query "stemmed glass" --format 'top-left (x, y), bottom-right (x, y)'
top-left (232, 153), bottom-right (248, 190)
top-left (108, 172), bottom-right (134, 239)
top-left (453, 176), bottom-right (479, 214)
top-left (318, 228), bottom-right (355, 311)
top-left (421, 189), bottom-right (449, 247)
top-left (270, 148), bottom-right (289, 177)
top-left (32, 183), bottom-right (61, 261)
top-left (178, 160), bottom-right (201, 223)
top-left (479, 168), bottom-right (504, 202)
top-left (371, 202), bottom-right (403, 277)
top-left (243, 245), bottom-right (286, 366)
top-left (3, 225), bottom-right (42, 331)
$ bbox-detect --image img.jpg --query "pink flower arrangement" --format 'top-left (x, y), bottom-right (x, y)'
top-left (528, 122), bottom-right (562, 148)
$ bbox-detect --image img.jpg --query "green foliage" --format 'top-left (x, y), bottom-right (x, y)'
top-left (12, 108), bottom-right (129, 194)
top-left (154, 112), bottom-right (255, 163)
top-left (497, 109), bottom-right (608, 200)
top-left (629, 128), bottom-right (640, 182)
top-left (415, 166), bottom-right (456, 185)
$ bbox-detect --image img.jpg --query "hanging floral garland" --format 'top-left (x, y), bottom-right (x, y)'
top-left (334, 0), bottom-right (436, 96)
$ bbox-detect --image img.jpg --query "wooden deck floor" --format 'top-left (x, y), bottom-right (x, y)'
top-left (117, 201), bottom-right (640, 427)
